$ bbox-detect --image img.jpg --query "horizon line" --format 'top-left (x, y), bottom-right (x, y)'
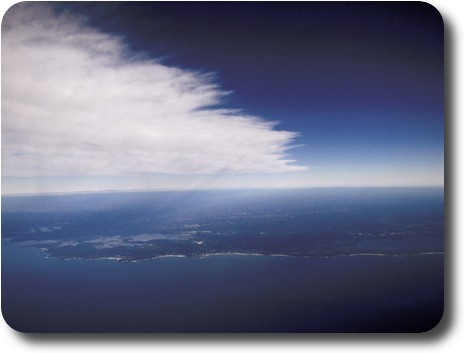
top-left (1, 185), bottom-right (445, 197)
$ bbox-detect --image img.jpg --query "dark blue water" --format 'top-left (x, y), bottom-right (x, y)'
top-left (1, 188), bottom-right (444, 332)
top-left (2, 242), bottom-right (443, 333)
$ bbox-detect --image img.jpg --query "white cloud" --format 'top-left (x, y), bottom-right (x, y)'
top-left (2, 3), bottom-right (307, 178)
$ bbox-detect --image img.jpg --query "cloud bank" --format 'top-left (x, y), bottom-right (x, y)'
top-left (2, 3), bottom-right (306, 177)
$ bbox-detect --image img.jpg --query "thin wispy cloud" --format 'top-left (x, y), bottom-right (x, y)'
top-left (2, 3), bottom-right (306, 178)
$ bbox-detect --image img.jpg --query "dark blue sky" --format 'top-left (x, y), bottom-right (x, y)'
top-left (58, 2), bottom-right (443, 113)
top-left (7, 2), bottom-right (442, 192)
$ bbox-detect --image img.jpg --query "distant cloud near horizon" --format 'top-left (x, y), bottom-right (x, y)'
top-left (2, 3), bottom-right (306, 177)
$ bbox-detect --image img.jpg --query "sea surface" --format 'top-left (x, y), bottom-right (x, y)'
top-left (1, 188), bottom-right (444, 332)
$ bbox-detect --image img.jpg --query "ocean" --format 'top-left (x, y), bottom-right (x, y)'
top-left (1, 188), bottom-right (444, 332)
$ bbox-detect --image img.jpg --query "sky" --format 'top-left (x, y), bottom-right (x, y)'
top-left (1, 2), bottom-right (444, 194)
